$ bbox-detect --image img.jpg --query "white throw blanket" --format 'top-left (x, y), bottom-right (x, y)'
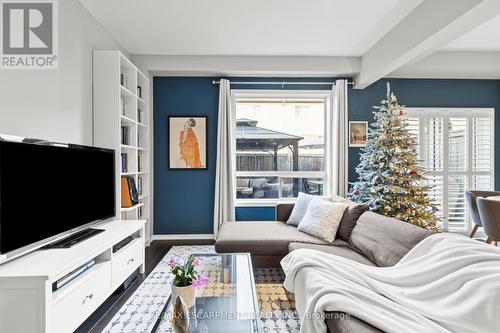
top-left (281, 233), bottom-right (500, 333)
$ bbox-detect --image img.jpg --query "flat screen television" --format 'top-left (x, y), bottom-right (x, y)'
top-left (0, 138), bottom-right (115, 261)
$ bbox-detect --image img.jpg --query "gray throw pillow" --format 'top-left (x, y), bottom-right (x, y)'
top-left (348, 211), bottom-right (432, 267)
top-left (337, 203), bottom-right (369, 242)
top-left (287, 192), bottom-right (316, 226)
top-left (297, 198), bottom-right (348, 243)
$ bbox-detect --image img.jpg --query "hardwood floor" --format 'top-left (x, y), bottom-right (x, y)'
top-left (75, 240), bottom-right (214, 333)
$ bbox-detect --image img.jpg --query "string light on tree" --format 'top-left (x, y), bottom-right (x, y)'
top-left (349, 83), bottom-right (438, 231)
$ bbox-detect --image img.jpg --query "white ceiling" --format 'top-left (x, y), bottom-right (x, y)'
top-left (79, 0), bottom-right (421, 56)
top-left (79, 0), bottom-right (500, 84)
top-left (443, 14), bottom-right (500, 51)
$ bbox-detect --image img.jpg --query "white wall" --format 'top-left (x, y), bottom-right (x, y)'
top-left (0, 0), bottom-right (128, 145)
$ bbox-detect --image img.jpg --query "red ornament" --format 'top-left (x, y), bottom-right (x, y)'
top-left (409, 170), bottom-right (417, 177)
top-left (354, 190), bottom-right (360, 196)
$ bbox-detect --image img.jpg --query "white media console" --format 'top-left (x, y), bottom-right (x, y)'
top-left (0, 219), bottom-right (146, 333)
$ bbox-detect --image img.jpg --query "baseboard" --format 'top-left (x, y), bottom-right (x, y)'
top-left (151, 234), bottom-right (215, 241)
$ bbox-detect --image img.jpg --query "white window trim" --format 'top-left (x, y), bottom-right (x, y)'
top-left (231, 89), bottom-right (333, 205)
top-left (405, 107), bottom-right (495, 234)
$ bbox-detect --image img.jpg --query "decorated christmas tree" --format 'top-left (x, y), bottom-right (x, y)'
top-left (349, 83), bottom-right (438, 231)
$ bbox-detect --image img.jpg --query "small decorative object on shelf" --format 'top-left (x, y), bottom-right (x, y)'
top-left (168, 255), bottom-right (208, 308)
top-left (120, 97), bottom-right (125, 115)
top-left (121, 74), bottom-right (128, 88)
top-left (137, 86), bottom-right (142, 99)
top-left (138, 108), bottom-right (142, 123)
top-left (121, 176), bottom-right (139, 208)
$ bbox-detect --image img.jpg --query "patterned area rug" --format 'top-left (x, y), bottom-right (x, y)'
top-left (102, 245), bottom-right (300, 333)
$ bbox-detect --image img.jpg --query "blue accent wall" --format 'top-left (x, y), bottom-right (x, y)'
top-left (154, 77), bottom-right (500, 234)
top-left (235, 206), bottom-right (276, 221)
top-left (347, 79), bottom-right (500, 189)
top-left (153, 77), bottom-right (219, 234)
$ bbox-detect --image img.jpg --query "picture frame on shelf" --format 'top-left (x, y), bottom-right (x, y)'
top-left (168, 116), bottom-right (208, 170)
top-left (349, 121), bottom-right (368, 147)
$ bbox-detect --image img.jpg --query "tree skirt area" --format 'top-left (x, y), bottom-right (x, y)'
top-left (102, 245), bottom-right (300, 333)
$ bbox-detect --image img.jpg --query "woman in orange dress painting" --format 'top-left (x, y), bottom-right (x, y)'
top-left (179, 118), bottom-right (202, 168)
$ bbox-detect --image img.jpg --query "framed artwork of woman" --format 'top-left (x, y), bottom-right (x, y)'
top-left (168, 116), bottom-right (208, 170)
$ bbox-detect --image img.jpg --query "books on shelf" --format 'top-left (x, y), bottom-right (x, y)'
top-left (121, 153), bottom-right (128, 173)
top-left (121, 126), bottom-right (129, 145)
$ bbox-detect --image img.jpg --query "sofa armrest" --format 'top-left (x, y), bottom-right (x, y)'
top-left (276, 203), bottom-right (294, 222)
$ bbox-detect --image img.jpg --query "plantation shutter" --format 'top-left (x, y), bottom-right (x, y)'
top-left (404, 109), bottom-right (494, 233)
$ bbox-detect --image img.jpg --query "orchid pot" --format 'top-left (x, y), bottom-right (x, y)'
top-left (171, 283), bottom-right (196, 308)
top-left (168, 255), bottom-right (209, 309)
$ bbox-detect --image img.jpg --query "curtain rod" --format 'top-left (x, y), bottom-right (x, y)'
top-left (211, 80), bottom-right (355, 86)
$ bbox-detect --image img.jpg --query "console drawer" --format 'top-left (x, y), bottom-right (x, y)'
top-left (52, 262), bottom-right (111, 333)
top-left (112, 238), bottom-right (142, 288)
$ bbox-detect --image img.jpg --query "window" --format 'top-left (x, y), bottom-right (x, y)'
top-left (233, 91), bottom-right (331, 201)
top-left (404, 108), bottom-right (494, 232)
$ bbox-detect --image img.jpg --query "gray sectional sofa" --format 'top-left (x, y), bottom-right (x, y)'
top-left (215, 202), bottom-right (432, 333)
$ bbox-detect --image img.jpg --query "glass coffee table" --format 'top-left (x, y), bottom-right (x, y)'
top-left (152, 253), bottom-right (262, 333)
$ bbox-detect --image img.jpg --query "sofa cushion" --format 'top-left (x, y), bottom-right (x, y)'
top-left (288, 241), bottom-right (376, 266)
top-left (297, 198), bottom-right (348, 243)
top-left (277, 203), bottom-right (295, 222)
top-left (349, 211), bottom-right (432, 267)
top-left (215, 221), bottom-right (329, 255)
top-left (337, 202), bottom-right (370, 242)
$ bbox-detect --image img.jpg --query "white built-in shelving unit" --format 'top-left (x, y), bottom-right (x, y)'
top-left (93, 51), bottom-right (152, 242)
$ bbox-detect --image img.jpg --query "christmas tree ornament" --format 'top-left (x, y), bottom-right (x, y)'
top-left (348, 83), bottom-right (438, 231)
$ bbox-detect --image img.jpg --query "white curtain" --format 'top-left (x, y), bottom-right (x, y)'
top-left (327, 79), bottom-right (348, 197)
top-left (213, 79), bottom-right (236, 237)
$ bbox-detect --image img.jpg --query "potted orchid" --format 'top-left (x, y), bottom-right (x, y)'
top-left (168, 255), bottom-right (208, 308)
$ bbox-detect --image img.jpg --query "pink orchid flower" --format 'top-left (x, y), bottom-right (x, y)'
top-left (167, 257), bottom-right (177, 268)
top-left (192, 275), bottom-right (209, 288)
